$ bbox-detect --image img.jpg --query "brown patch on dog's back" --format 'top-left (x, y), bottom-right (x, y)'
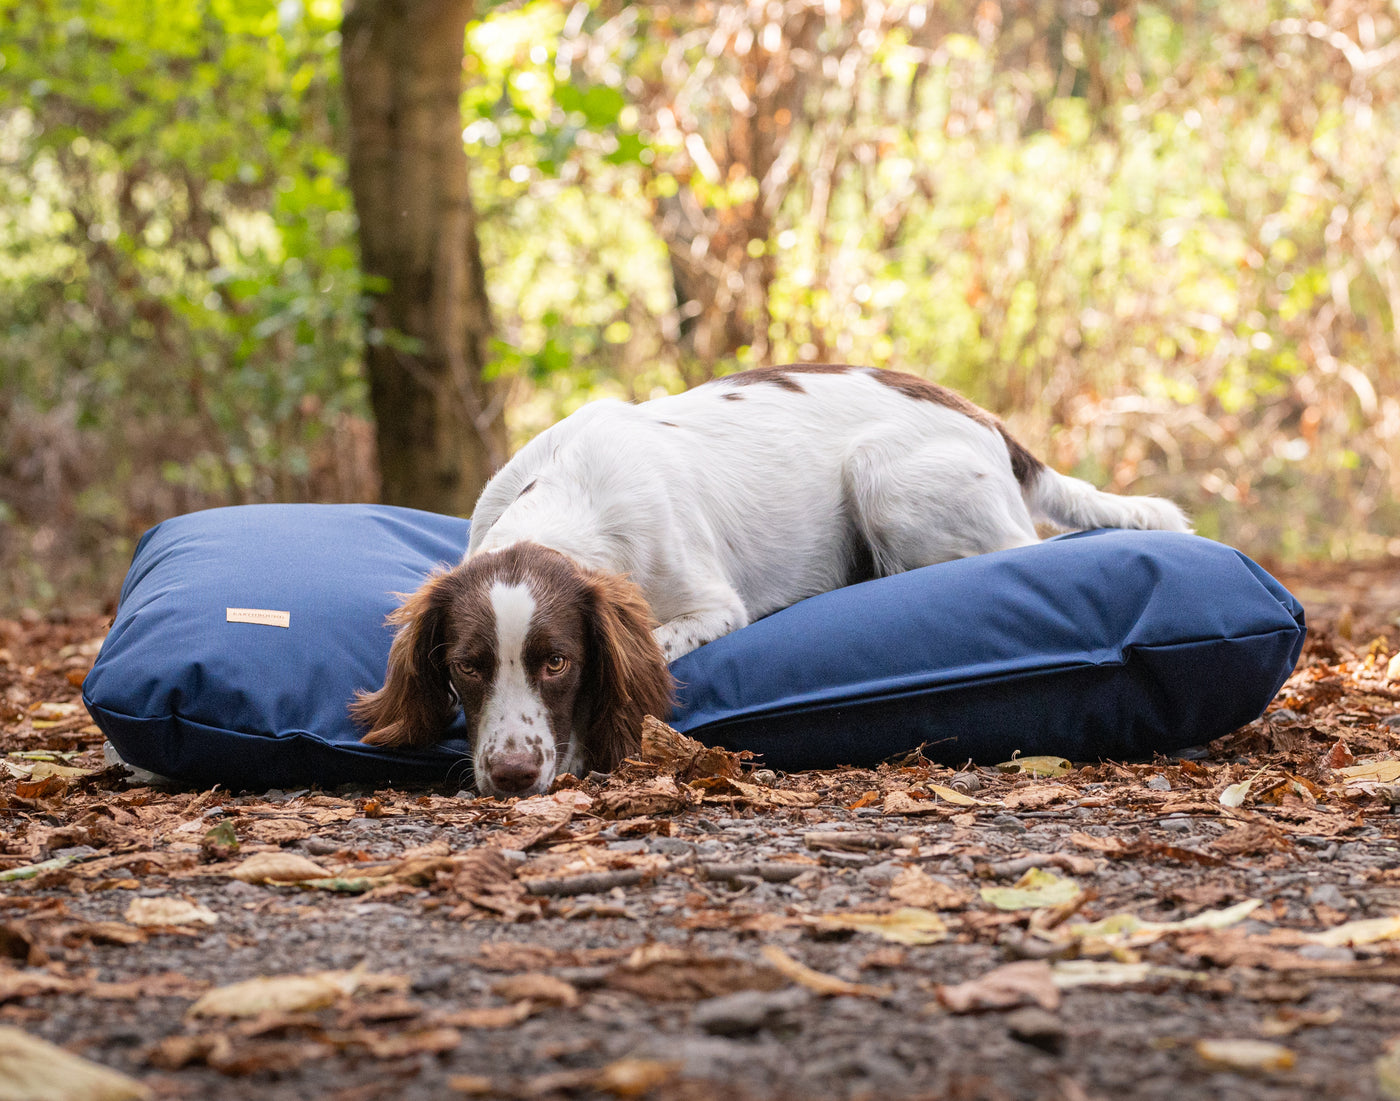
top-left (868, 369), bottom-right (1045, 487)
top-left (714, 363), bottom-right (855, 394)
top-left (713, 364), bottom-right (1046, 487)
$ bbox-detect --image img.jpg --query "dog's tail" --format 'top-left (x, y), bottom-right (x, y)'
top-left (1011, 438), bottom-right (1191, 534)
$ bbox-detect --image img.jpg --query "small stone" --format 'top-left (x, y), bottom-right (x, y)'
top-left (1004, 1006), bottom-right (1067, 1054)
top-left (302, 836), bottom-right (340, 856)
top-left (1307, 883), bottom-right (1350, 910)
top-left (411, 966), bottom-right (454, 994)
top-left (856, 860), bottom-right (898, 885)
top-left (1145, 775), bottom-right (1171, 792)
top-left (1382, 715), bottom-right (1400, 730)
top-left (650, 837), bottom-right (694, 856)
top-left (751, 769), bottom-right (777, 785)
top-left (692, 987), bottom-right (810, 1036)
top-left (992, 814), bottom-right (1026, 833)
top-left (1160, 815), bottom-right (1192, 833)
top-left (1270, 708), bottom-right (1302, 723)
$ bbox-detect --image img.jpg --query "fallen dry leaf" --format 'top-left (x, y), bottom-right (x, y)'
top-left (979, 867), bottom-right (1082, 911)
top-left (1377, 1037), bottom-right (1400, 1100)
top-left (227, 851), bottom-right (334, 884)
top-left (606, 945), bottom-right (787, 1001)
top-left (1050, 960), bottom-right (1208, 989)
top-left (438, 1002), bottom-right (538, 1029)
top-left (934, 960), bottom-right (1060, 1013)
top-left (889, 865), bottom-right (973, 910)
top-left (758, 945), bottom-right (891, 998)
top-left (0, 972), bottom-right (82, 1004)
top-left (1194, 1038), bottom-right (1295, 1073)
top-left (881, 790), bottom-right (946, 816)
top-left (1210, 823), bottom-right (1292, 856)
top-left (996, 755), bottom-right (1071, 778)
top-left (1219, 778), bottom-right (1255, 808)
top-left (1002, 784), bottom-right (1075, 811)
top-left (637, 715), bottom-right (748, 780)
top-left (690, 775), bottom-right (820, 808)
top-left (360, 1027), bottom-right (461, 1059)
top-left (1339, 759), bottom-right (1400, 783)
top-left (807, 908), bottom-right (948, 946)
top-left (923, 783), bottom-right (982, 806)
top-left (593, 775), bottom-right (695, 818)
top-left (1310, 915), bottom-right (1400, 947)
top-left (1063, 899), bottom-right (1265, 951)
top-left (490, 973), bottom-right (580, 1008)
top-left (1257, 1006), bottom-right (1344, 1037)
top-left (592, 1056), bottom-right (683, 1098)
top-left (123, 896), bottom-right (218, 927)
top-left (0, 1025), bottom-right (151, 1101)
top-left (447, 1074), bottom-right (495, 1095)
top-left (512, 790), bottom-right (593, 817)
top-left (187, 968), bottom-right (405, 1018)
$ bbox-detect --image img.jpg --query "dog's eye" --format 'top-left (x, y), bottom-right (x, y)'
top-left (542, 654), bottom-right (569, 676)
top-left (453, 662), bottom-right (483, 680)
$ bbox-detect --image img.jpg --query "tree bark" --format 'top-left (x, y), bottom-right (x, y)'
top-left (341, 0), bottom-right (506, 514)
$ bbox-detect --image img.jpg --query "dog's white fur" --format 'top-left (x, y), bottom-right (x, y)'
top-left (468, 366), bottom-right (1188, 663)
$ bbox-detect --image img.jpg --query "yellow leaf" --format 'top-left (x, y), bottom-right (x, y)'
top-left (1194, 1038), bottom-right (1295, 1073)
top-left (995, 755), bottom-right (1070, 778)
top-left (187, 968), bottom-right (404, 1018)
top-left (758, 946), bottom-right (891, 998)
top-left (1051, 960), bottom-right (1209, 988)
top-left (924, 783), bottom-right (980, 806)
top-left (1377, 1038), bottom-right (1400, 1100)
top-left (593, 1057), bottom-right (682, 1099)
top-left (1339, 760), bottom-right (1400, 783)
top-left (0, 1025), bottom-right (151, 1101)
top-left (1066, 899), bottom-right (1263, 946)
top-left (123, 897), bottom-right (218, 927)
top-left (808, 908), bottom-right (948, 945)
top-left (1219, 779), bottom-right (1253, 807)
top-left (1311, 915), bottom-right (1400, 948)
top-left (227, 851), bottom-right (334, 884)
top-left (979, 867), bottom-right (1081, 911)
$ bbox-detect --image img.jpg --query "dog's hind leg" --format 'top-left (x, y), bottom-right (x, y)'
top-left (843, 429), bottom-right (1040, 574)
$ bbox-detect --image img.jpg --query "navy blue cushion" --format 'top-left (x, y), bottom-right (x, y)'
top-left (85, 505), bottom-right (475, 789)
top-left (85, 505), bottom-right (1305, 788)
top-left (669, 529), bottom-right (1305, 769)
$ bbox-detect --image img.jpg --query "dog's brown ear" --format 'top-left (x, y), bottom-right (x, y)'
top-left (580, 571), bottom-right (675, 771)
top-left (352, 573), bottom-right (456, 750)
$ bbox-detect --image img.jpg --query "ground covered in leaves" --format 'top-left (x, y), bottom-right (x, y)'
top-left (4, 562), bottom-right (1400, 1100)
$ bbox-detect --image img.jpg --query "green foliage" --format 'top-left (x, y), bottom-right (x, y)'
top-left (0, 0), bottom-right (366, 608)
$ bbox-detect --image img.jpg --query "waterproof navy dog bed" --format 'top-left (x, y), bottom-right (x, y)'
top-left (83, 504), bottom-right (1305, 789)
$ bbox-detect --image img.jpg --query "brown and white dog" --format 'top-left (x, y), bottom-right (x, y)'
top-left (352, 365), bottom-right (1189, 796)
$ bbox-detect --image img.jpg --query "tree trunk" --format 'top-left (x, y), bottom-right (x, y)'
top-left (340, 0), bottom-right (506, 515)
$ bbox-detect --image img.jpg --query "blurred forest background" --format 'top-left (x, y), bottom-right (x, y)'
top-left (3, 0), bottom-right (1399, 614)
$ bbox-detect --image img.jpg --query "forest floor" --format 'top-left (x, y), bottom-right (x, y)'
top-left (4, 561), bottom-right (1400, 1101)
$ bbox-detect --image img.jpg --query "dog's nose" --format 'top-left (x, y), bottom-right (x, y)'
top-left (487, 753), bottom-right (542, 795)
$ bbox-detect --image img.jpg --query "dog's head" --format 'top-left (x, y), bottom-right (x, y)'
top-left (351, 542), bottom-right (673, 798)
